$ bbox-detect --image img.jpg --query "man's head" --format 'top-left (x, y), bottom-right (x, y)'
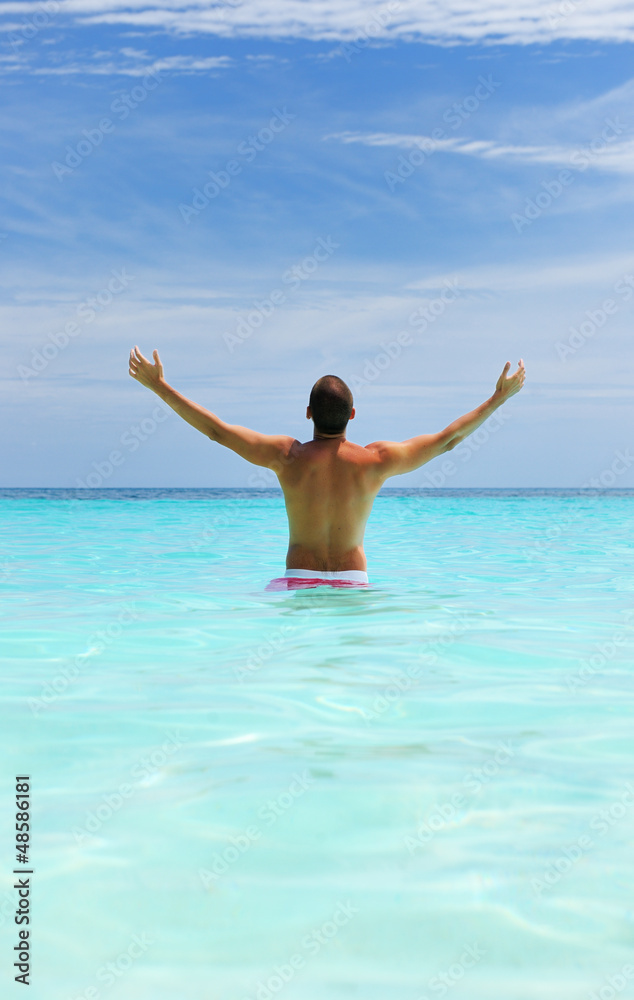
top-left (307, 375), bottom-right (355, 438)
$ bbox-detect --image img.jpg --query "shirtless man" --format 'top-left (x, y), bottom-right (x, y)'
top-left (129, 347), bottom-right (525, 588)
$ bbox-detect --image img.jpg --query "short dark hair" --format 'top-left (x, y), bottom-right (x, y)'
top-left (309, 375), bottom-right (353, 435)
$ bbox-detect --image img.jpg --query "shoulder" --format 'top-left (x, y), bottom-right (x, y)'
top-left (340, 439), bottom-right (388, 466)
top-left (364, 440), bottom-right (403, 462)
top-left (272, 435), bottom-right (301, 466)
top-left (276, 435), bottom-right (299, 454)
top-left (270, 436), bottom-right (304, 471)
top-left (363, 440), bottom-right (412, 479)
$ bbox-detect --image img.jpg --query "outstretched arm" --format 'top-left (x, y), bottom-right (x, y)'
top-left (128, 346), bottom-right (295, 469)
top-left (368, 359), bottom-right (525, 478)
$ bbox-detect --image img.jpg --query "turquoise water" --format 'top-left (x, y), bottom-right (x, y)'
top-left (1, 488), bottom-right (634, 1000)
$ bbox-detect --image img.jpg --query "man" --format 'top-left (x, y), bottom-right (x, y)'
top-left (129, 347), bottom-right (525, 589)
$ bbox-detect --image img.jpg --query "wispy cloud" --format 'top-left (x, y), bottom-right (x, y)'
top-left (325, 131), bottom-right (634, 175)
top-left (405, 252), bottom-right (634, 293)
top-left (0, 40), bottom-right (232, 76)
top-left (1, 0), bottom-right (633, 45)
top-left (30, 53), bottom-right (232, 75)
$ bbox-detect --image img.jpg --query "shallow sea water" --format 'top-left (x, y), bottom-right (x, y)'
top-left (1, 488), bottom-right (633, 1000)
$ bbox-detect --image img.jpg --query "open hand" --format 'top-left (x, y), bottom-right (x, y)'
top-left (129, 346), bottom-right (165, 391)
top-left (494, 359), bottom-right (525, 401)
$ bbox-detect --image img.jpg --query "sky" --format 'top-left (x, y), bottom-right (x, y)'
top-left (1, 0), bottom-right (634, 488)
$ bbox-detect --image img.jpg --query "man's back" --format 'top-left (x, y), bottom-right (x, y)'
top-left (128, 348), bottom-right (525, 584)
top-left (277, 438), bottom-right (386, 573)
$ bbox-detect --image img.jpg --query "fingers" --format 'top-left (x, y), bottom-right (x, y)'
top-left (133, 345), bottom-right (148, 364)
top-left (129, 346), bottom-right (146, 379)
top-left (504, 359), bottom-right (526, 380)
top-left (130, 346), bottom-right (160, 367)
top-left (512, 358), bottom-right (526, 393)
top-left (129, 346), bottom-right (162, 381)
top-left (498, 361), bottom-right (510, 384)
top-left (496, 357), bottom-right (525, 397)
top-left (129, 346), bottom-right (151, 370)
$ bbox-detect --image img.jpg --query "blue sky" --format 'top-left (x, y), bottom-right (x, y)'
top-left (2, 0), bottom-right (634, 487)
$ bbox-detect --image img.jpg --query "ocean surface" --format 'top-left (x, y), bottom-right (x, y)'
top-left (1, 488), bottom-right (633, 1000)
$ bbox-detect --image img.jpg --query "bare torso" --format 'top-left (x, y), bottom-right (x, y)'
top-left (129, 351), bottom-right (525, 572)
top-left (276, 437), bottom-right (386, 572)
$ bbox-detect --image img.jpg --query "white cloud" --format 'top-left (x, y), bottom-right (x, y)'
top-left (16, 53), bottom-right (231, 75)
top-left (325, 129), bottom-right (634, 175)
top-left (1, 0), bottom-right (634, 44)
top-left (405, 252), bottom-right (634, 293)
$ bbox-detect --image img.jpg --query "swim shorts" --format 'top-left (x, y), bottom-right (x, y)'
top-left (265, 568), bottom-right (369, 591)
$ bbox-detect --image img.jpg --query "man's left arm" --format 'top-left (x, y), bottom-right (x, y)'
top-left (367, 359), bottom-right (525, 478)
top-left (129, 346), bottom-right (294, 469)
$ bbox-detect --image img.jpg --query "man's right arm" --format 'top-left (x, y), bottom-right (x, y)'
top-left (367, 360), bottom-right (525, 479)
top-left (129, 346), bottom-right (295, 469)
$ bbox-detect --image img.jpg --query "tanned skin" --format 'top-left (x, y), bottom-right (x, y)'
top-left (129, 348), bottom-right (525, 573)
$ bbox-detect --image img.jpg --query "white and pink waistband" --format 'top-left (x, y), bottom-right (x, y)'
top-left (266, 568), bottom-right (369, 590)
